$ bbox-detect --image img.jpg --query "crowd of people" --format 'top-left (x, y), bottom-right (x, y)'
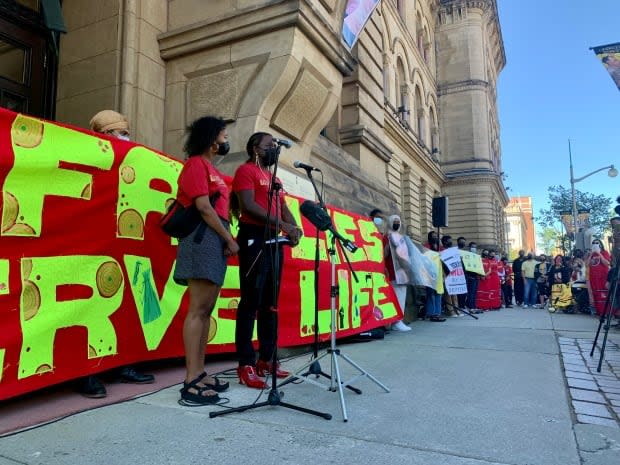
top-left (369, 208), bottom-right (620, 333)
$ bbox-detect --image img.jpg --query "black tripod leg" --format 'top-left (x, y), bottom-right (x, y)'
top-left (209, 389), bottom-right (332, 420)
top-left (589, 315), bottom-right (605, 357)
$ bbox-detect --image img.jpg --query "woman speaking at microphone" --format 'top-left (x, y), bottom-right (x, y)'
top-left (231, 132), bottom-right (302, 389)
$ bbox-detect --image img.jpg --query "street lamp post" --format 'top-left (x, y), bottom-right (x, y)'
top-left (568, 139), bottom-right (618, 249)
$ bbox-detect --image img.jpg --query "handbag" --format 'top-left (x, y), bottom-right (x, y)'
top-left (159, 192), bottom-right (221, 241)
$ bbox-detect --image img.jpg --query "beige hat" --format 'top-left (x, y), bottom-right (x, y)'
top-left (89, 110), bottom-right (129, 133)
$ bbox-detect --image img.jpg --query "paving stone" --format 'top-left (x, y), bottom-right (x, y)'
top-left (572, 400), bottom-right (613, 418)
top-left (565, 371), bottom-right (595, 381)
top-left (601, 386), bottom-right (620, 394)
top-left (576, 414), bottom-right (620, 428)
top-left (570, 388), bottom-right (607, 404)
top-left (610, 399), bottom-right (620, 407)
top-left (567, 378), bottom-right (600, 391)
top-left (596, 378), bottom-right (620, 388)
top-left (606, 393), bottom-right (620, 400)
top-left (562, 363), bottom-right (590, 373)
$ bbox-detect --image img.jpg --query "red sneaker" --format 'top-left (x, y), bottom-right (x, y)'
top-left (237, 365), bottom-right (268, 389)
top-left (256, 359), bottom-right (290, 378)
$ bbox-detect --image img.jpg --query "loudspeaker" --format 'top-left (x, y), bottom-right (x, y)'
top-left (432, 196), bottom-right (448, 227)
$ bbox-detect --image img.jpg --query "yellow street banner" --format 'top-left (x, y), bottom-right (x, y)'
top-left (459, 250), bottom-right (485, 275)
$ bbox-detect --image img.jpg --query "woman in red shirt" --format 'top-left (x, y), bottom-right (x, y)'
top-left (174, 116), bottom-right (239, 405)
top-left (587, 240), bottom-right (611, 316)
top-left (232, 132), bottom-right (302, 388)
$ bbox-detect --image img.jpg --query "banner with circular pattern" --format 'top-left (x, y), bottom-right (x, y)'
top-left (0, 108), bottom-right (401, 400)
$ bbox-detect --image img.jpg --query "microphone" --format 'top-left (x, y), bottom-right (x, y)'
top-left (273, 138), bottom-right (293, 148)
top-left (300, 200), bottom-right (358, 253)
top-left (294, 160), bottom-right (321, 172)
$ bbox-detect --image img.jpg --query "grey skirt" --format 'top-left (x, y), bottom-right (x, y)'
top-left (173, 218), bottom-right (229, 287)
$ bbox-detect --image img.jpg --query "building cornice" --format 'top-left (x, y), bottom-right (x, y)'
top-left (437, 79), bottom-right (489, 96)
top-left (159, 0), bottom-right (357, 76)
top-left (339, 124), bottom-right (393, 163)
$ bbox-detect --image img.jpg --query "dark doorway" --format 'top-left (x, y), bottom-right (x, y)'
top-left (0, 1), bottom-right (58, 118)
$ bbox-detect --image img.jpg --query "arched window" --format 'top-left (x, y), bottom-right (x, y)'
top-left (396, 58), bottom-right (409, 122)
top-left (429, 106), bottom-right (438, 152)
top-left (414, 86), bottom-right (424, 141)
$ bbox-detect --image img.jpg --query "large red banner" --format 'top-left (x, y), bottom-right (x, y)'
top-left (0, 108), bottom-right (400, 400)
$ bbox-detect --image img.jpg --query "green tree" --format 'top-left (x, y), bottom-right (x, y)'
top-left (537, 186), bottom-right (612, 237)
top-left (538, 227), bottom-right (559, 255)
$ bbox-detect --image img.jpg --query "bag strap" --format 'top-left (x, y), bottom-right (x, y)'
top-left (192, 192), bottom-right (222, 244)
top-left (194, 222), bottom-right (207, 244)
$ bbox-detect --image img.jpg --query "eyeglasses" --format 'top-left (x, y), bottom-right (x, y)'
top-left (592, 242), bottom-right (600, 245)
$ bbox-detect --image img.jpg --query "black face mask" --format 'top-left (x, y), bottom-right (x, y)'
top-left (392, 223), bottom-right (400, 231)
top-left (217, 141), bottom-right (230, 156)
top-left (457, 242), bottom-right (465, 248)
top-left (260, 147), bottom-right (278, 166)
top-left (444, 241), bottom-right (453, 248)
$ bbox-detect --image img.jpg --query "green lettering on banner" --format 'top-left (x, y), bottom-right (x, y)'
top-left (286, 197), bottom-right (328, 262)
top-left (337, 269), bottom-right (351, 330)
top-left (332, 211), bottom-right (363, 263)
top-left (0, 349), bottom-right (4, 382)
top-left (357, 219), bottom-right (383, 263)
top-left (3, 115), bottom-right (113, 236)
top-left (117, 147), bottom-right (182, 239)
top-left (19, 256), bottom-right (123, 379)
top-left (370, 271), bottom-right (398, 320)
top-left (0, 259), bottom-right (8, 295)
top-left (350, 269), bottom-right (368, 328)
top-left (298, 270), bottom-right (331, 336)
top-left (124, 256), bottom-right (186, 350)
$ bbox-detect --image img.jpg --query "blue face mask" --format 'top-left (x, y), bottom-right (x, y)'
top-left (373, 217), bottom-right (383, 227)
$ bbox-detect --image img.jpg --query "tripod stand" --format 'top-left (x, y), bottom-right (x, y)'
top-left (210, 138), bottom-right (330, 421)
top-left (281, 230), bottom-right (390, 422)
top-left (278, 165), bottom-right (361, 395)
top-left (589, 260), bottom-right (619, 372)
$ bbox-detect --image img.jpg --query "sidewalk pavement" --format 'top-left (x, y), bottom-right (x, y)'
top-left (1, 308), bottom-right (619, 465)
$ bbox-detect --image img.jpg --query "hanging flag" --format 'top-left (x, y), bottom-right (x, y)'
top-left (592, 42), bottom-right (620, 91)
top-left (342, 0), bottom-right (381, 48)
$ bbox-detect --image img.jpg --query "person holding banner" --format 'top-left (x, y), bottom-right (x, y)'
top-left (441, 235), bottom-right (462, 317)
top-left (232, 132), bottom-right (302, 389)
top-left (174, 116), bottom-right (239, 405)
top-left (423, 232), bottom-right (446, 322)
top-left (383, 215), bottom-right (413, 331)
top-left (76, 110), bottom-right (155, 398)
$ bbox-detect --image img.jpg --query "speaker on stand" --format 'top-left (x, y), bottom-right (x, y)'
top-left (432, 196), bottom-right (448, 228)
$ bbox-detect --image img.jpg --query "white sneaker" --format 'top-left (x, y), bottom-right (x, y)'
top-left (391, 321), bottom-right (412, 332)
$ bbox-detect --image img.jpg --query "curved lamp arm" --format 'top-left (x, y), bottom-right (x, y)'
top-left (572, 165), bottom-right (617, 184)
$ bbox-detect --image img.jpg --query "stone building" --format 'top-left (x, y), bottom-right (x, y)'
top-left (0, 0), bottom-right (508, 248)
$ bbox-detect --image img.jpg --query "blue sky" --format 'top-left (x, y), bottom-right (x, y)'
top-left (497, 1), bottom-right (620, 235)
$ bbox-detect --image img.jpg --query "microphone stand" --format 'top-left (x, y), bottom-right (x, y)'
top-left (279, 168), bottom-right (361, 394)
top-left (210, 143), bottom-right (330, 421)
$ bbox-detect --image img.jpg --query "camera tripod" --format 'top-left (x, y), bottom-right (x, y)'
top-left (280, 233), bottom-right (390, 422)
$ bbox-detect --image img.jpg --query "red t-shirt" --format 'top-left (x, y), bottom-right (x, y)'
top-left (232, 162), bottom-right (285, 226)
top-left (177, 156), bottom-right (229, 221)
